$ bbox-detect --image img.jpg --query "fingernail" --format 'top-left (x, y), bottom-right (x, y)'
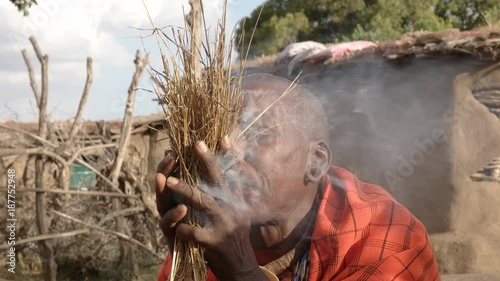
top-left (176, 204), bottom-right (185, 212)
top-left (165, 151), bottom-right (173, 159)
top-left (222, 135), bottom-right (230, 147)
top-left (197, 141), bottom-right (208, 153)
top-left (167, 177), bottom-right (178, 186)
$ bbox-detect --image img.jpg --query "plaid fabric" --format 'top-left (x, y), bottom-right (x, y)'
top-left (157, 166), bottom-right (440, 281)
top-left (308, 166), bottom-right (440, 280)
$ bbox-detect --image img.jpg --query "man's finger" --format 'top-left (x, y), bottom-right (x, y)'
top-left (155, 152), bottom-right (177, 216)
top-left (219, 135), bottom-right (231, 152)
top-left (159, 204), bottom-right (187, 250)
top-left (166, 177), bottom-right (218, 212)
top-left (155, 151), bottom-right (177, 195)
top-left (159, 204), bottom-right (188, 235)
top-left (194, 141), bottom-right (225, 186)
top-left (176, 223), bottom-right (211, 246)
top-left (155, 173), bottom-right (171, 216)
top-left (156, 151), bottom-right (177, 176)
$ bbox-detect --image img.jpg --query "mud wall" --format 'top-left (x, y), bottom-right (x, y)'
top-left (449, 68), bottom-right (500, 233)
top-left (297, 56), bottom-right (496, 233)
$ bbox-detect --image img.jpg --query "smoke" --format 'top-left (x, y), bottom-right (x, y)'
top-left (196, 90), bottom-right (274, 218)
top-left (296, 56), bottom-right (492, 233)
top-left (299, 56), bottom-right (486, 185)
top-left (193, 56), bottom-right (491, 233)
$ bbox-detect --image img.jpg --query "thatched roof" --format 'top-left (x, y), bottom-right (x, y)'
top-left (271, 28), bottom-right (500, 119)
top-left (307, 28), bottom-right (500, 66)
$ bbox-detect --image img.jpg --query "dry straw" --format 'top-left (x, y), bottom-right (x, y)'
top-left (148, 1), bottom-right (249, 280)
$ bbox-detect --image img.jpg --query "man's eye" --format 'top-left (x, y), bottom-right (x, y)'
top-left (256, 133), bottom-right (273, 144)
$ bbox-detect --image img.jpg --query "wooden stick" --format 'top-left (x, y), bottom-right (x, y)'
top-left (31, 36), bottom-right (57, 281)
top-left (0, 188), bottom-right (140, 198)
top-left (0, 207), bottom-right (147, 250)
top-left (51, 210), bottom-right (164, 261)
top-left (0, 124), bottom-right (57, 148)
top-left (98, 207), bottom-right (146, 226)
top-left (122, 165), bottom-right (159, 218)
top-left (0, 147), bottom-right (66, 165)
top-left (67, 57), bottom-right (93, 145)
top-left (0, 230), bottom-right (88, 250)
top-left (29, 36), bottom-right (45, 62)
top-left (108, 51), bottom-right (149, 276)
top-left (28, 36), bottom-right (56, 143)
top-left (110, 51), bottom-right (150, 183)
top-left (67, 143), bottom-right (116, 164)
top-left (74, 158), bottom-right (123, 194)
top-left (21, 49), bottom-right (41, 107)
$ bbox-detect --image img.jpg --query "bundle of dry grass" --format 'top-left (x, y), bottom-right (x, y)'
top-left (149, 1), bottom-right (245, 280)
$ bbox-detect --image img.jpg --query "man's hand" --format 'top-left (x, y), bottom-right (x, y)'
top-left (156, 137), bottom-right (267, 281)
top-left (155, 151), bottom-right (182, 252)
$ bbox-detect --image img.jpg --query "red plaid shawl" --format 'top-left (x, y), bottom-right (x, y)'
top-left (158, 166), bottom-right (440, 280)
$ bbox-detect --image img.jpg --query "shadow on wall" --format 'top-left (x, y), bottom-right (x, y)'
top-left (301, 56), bottom-right (496, 233)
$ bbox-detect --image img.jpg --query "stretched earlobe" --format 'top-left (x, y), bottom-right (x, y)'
top-left (305, 141), bottom-right (331, 183)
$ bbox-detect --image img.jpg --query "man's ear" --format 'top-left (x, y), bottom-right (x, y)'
top-left (305, 141), bottom-right (331, 183)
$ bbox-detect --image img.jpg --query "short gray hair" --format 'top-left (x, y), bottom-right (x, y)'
top-left (241, 74), bottom-right (329, 143)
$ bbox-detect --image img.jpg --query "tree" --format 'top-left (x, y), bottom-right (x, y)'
top-left (8, 0), bottom-right (37, 16)
top-left (240, 11), bottom-right (310, 57)
top-left (237, 0), bottom-right (442, 57)
top-left (435, 0), bottom-right (499, 30)
top-left (236, 0), bottom-right (492, 58)
top-left (482, 6), bottom-right (500, 27)
top-left (236, 0), bottom-right (287, 56)
top-left (347, 0), bottom-right (449, 42)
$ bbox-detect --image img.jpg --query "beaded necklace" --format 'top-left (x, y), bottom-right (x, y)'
top-left (292, 250), bottom-right (310, 281)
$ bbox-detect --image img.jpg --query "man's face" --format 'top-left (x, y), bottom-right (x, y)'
top-left (222, 82), bottom-right (311, 223)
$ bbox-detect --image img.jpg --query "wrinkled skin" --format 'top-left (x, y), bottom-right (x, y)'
top-left (155, 81), bottom-right (331, 281)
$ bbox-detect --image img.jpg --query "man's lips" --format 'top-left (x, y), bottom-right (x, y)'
top-left (241, 185), bottom-right (258, 201)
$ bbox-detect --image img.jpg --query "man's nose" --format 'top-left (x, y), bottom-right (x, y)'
top-left (227, 130), bottom-right (255, 161)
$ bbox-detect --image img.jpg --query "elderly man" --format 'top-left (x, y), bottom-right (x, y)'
top-left (155, 74), bottom-right (440, 281)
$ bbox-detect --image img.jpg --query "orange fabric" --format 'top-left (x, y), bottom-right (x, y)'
top-left (157, 167), bottom-right (440, 281)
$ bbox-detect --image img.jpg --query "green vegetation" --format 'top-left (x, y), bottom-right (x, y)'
top-left (8, 0), bottom-right (37, 16)
top-left (237, 0), bottom-right (500, 57)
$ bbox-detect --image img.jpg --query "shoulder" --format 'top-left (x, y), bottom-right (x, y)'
top-left (310, 167), bottom-right (438, 280)
top-left (324, 166), bottom-right (429, 242)
top-left (328, 166), bottom-right (410, 214)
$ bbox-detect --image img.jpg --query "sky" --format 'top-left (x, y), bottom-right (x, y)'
top-left (0, 0), bottom-right (266, 122)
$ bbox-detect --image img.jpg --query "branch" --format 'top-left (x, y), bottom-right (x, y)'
top-left (0, 230), bottom-right (88, 250)
top-left (109, 51), bottom-right (150, 184)
top-left (0, 188), bottom-right (140, 199)
top-left (67, 57), bottom-right (93, 145)
top-left (0, 124), bottom-right (56, 149)
top-left (67, 143), bottom-right (115, 165)
top-left (74, 158), bottom-right (123, 194)
top-left (0, 207), bottom-right (146, 250)
top-left (29, 36), bottom-right (45, 63)
top-left (0, 148), bottom-right (67, 166)
top-left (51, 210), bottom-right (164, 260)
top-left (21, 49), bottom-right (41, 107)
top-left (97, 207), bottom-right (146, 225)
top-left (39, 53), bottom-right (48, 139)
top-left (29, 36), bottom-right (55, 144)
top-left (122, 165), bottom-right (159, 218)
top-left (106, 52), bottom-right (150, 273)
